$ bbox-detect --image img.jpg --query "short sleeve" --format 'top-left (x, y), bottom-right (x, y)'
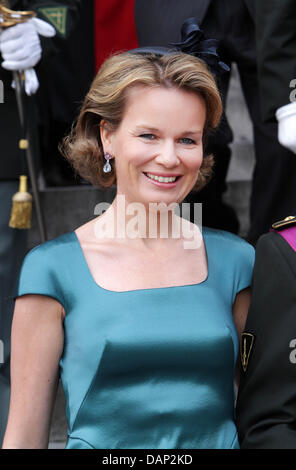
top-left (13, 243), bottom-right (66, 309)
top-left (233, 239), bottom-right (255, 297)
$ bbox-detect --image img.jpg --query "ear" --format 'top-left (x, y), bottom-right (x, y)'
top-left (100, 120), bottom-right (114, 153)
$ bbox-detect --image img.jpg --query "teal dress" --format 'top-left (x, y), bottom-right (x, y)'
top-left (15, 227), bottom-right (255, 449)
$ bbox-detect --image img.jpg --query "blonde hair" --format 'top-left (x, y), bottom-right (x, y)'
top-left (61, 51), bottom-right (222, 191)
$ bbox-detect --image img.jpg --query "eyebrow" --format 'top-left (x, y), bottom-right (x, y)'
top-left (134, 125), bottom-right (203, 135)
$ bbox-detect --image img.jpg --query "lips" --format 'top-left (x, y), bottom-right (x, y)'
top-left (143, 172), bottom-right (182, 178)
top-left (143, 172), bottom-right (182, 182)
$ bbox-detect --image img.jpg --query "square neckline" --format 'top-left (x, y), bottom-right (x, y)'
top-left (72, 228), bottom-right (210, 294)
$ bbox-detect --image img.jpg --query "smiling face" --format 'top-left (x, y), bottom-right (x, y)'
top-left (100, 84), bottom-right (206, 207)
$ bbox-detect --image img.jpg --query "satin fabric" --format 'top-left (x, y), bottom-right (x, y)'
top-left (15, 227), bottom-right (255, 449)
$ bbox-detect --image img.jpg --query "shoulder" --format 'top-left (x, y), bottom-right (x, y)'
top-left (203, 226), bottom-right (255, 259)
top-left (24, 231), bottom-right (75, 263)
top-left (16, 232), bottom-right (76, 309)
top-left (255, 217), bottom-right (296, 273)
top-left (19, 231), bottom-right (76, 287)
top-left (203, 228), bottom-right (255, 299)
top-left (255, 231), bottom-right (278, 253)
top-left (257, 215), bottom-right (296, 251)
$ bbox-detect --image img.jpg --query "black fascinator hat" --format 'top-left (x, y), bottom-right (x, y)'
top-left (128, 17), bottom-right (229, 79)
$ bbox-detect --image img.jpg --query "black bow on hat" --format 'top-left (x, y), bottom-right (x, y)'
top-left (128, 17), bottom-right (230, 78)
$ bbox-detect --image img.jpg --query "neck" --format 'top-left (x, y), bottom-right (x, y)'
top-left (93, 194), bottom-right (201, 251)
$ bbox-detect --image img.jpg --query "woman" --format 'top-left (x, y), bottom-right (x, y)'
top-left (2, 41), bottom-right (254, 449)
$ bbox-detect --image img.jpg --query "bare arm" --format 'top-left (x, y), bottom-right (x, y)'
top-left (232, 287), bottom-right (251, 388)
top-left (2, 294), bottom-right (65, 449)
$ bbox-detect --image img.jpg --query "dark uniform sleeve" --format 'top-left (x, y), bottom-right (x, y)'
top-left (0, 1), bottom-right (82, 180)
top-left (236, 232), bottom-right (296, 448)
top-left (255, 0), bottom-right (296, 122)
top-left (28, 0), bottom-right (81, 59)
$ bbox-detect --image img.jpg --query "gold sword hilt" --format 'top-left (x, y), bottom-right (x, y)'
top-left (0, 4), bottom-right (36, 28)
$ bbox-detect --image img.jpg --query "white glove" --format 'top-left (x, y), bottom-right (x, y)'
top-left (11, 68), bottom-right (39, 96)
top-left (0, 17), bottom-right (56, 95)
top-left (0, 17), bottom-right (56, 70)
top-left (276, 102), bottom-right (296, 154)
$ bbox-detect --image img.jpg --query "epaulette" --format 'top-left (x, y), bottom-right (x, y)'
top-left (271, 215), bottom-right (296, 231)
top-left (270, 216), bottom-right (296, 252)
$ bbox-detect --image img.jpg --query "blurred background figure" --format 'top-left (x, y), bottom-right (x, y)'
top-left (94, 0), bottom-right (296, 244)
top-left (255, 0), bottom-right (296, 152)
top-left (39, 1), bottom-right (94, 187)
top-left (0, 0), bottom-right (81, 447)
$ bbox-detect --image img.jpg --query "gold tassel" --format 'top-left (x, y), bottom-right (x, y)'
top-left (9, 174), bottom-right (32, 229)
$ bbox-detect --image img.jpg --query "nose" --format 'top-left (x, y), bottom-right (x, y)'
top-left (154, 140), bottom-right (180, 167)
